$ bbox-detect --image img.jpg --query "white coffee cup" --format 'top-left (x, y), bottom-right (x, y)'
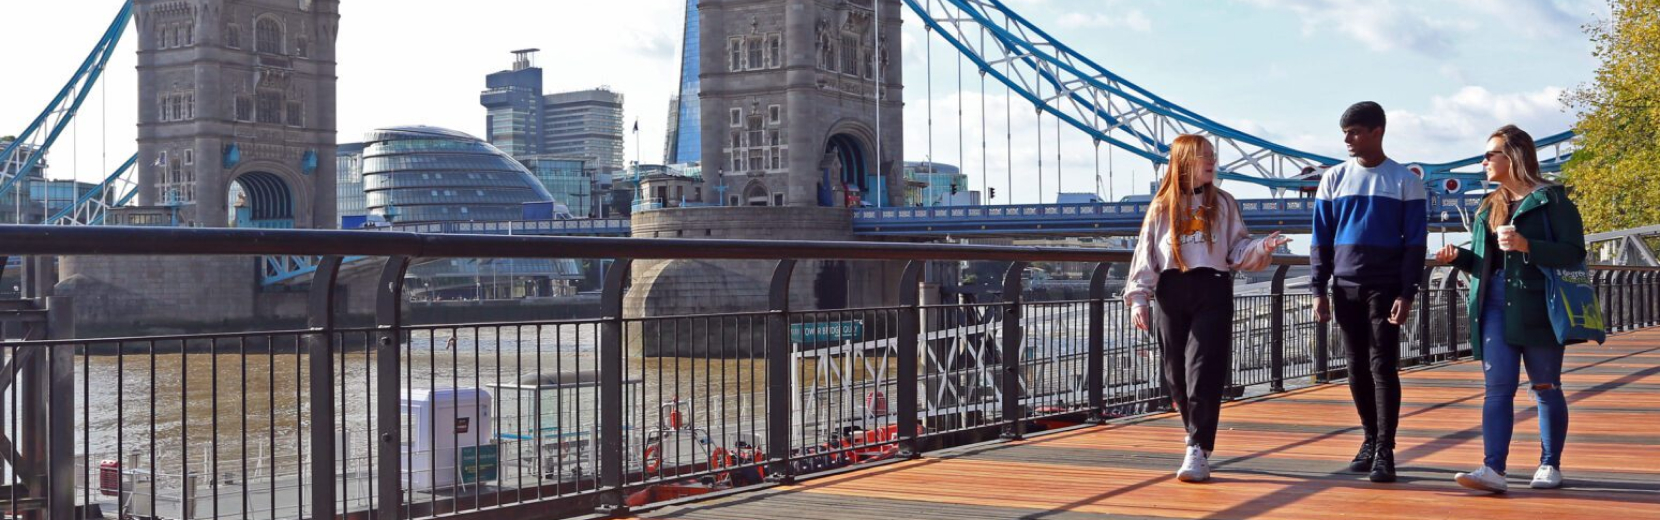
top-left (1497, 225), bottom-right (1517, 250)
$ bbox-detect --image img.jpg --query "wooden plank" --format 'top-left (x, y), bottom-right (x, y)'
top-left (793, 458), bottom-right (1658, 520)
top-left (629, 329), bottom-right (1660, 520)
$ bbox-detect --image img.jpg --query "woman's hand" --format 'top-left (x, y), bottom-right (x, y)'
top-left (1262, 231), bottom-right (1291, 253)
top-left (1435, 244), bottom-right (1460, 264)
top-left (1132, 305), bottom-right (1151, 331)
top-left (1497, 226), bottom-right (1530, 253)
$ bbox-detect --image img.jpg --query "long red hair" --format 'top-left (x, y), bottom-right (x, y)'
top-left (1152, 135), bottom-right (1219, 271)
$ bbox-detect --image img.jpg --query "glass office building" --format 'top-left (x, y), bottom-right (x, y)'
top-left (480, 52), bottom-right (626, 175)
top-left (336, 142), bottom-right (367, 226)
top-left (904, 161), bottom-right (965, 206)
top-left (665, 0), bottom-right (701, 164)
top-left (481, 50), bottom-right (545, 159)
top-left (522, 156), bottom-right (592, 218)
top-left (360, 126), bottom-right (554, 223)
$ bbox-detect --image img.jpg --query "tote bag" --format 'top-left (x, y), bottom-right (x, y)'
top-left (1537, 200), bottom-right (1606, 345)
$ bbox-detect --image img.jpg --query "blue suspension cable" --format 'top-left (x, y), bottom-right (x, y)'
top-left (980, 28), bottom-right (988, 204)
top-left (956, 40), bottom-right (964, 207)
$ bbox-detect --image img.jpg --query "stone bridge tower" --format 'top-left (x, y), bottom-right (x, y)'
top-left (697, 0), bottom-right (903, 208)
top-left (135, 0), bottom-right (338, 228)
top-left (626, 0), bottom-right (906, 357)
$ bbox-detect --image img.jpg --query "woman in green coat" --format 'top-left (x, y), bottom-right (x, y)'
top-left (1436, 125), bottom-right (1587, 493)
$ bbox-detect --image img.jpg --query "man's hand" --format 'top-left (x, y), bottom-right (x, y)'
top-left (1312, 296), bottom-right (1331, 323)
top-left (1389, 297), bottom-right (1414, 325)
top-left (1132, 305), bottom-right (1152, 331)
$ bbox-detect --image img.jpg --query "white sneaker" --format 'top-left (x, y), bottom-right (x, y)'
top-left (1454, 465), bottom-right (1508, 493)
top-left (1530, 465), bottom-right (1563, 489)
top-left (1176, 445), bottom-right (1211, 482)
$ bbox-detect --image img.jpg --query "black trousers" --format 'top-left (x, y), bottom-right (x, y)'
top-left (1153, 268), bottom-right (1234, 452)
top-left (1331, 284), bottom-right (1403, 446)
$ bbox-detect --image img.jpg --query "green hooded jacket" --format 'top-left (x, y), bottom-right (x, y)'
top-left (1446, 185), bottom-right (1587, 359)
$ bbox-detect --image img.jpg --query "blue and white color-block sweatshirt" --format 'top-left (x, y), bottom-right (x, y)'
top-left (1310, 158), bottom-right (1428, 300)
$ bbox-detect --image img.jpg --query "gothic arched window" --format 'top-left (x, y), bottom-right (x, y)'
top-left (255, 17), bottom-right (282, 54)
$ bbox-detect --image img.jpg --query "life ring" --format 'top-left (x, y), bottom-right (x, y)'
top-left (708, 447), bottom-right (734, 484)
top-left (643, 443), bottom-right (663, 474)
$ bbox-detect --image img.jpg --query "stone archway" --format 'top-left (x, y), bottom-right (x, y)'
top-left (743, 180), bottom-right (770, 206)
top-left (824, 133), bottom-right (869, 197)
top-left (227, 171), bottom-right (295, 228)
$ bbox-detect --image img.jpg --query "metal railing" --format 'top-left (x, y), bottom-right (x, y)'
top-left (1, 225), bottom-right (1656, 520)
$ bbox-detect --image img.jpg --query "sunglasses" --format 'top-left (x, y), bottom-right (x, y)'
top-left (1482, 150), bottom-right (1505, 160)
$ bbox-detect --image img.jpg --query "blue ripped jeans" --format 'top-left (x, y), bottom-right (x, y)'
top-left (1481, 271), bottom-right (1569, 474)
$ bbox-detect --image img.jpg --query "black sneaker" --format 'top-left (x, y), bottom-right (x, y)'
top-left (1368, 446), bottom-right (1397, 483)
top-left (1349, 438), bottom-right (1376, 472)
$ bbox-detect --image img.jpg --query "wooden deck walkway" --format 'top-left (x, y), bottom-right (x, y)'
top-left (627, 329), bottom-right (1660, 520)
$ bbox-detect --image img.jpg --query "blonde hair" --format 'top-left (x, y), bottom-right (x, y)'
top-left (1481, 125), bottom-right (1549, 230)
top-left (1152, 135), bottom-right (1219, 271)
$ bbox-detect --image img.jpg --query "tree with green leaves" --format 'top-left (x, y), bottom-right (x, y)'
top-left (1562, 0), bottom-right (1660, 233)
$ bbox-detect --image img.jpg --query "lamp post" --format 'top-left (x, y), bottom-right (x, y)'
top-left (715, 168), bottom-right (729, 206)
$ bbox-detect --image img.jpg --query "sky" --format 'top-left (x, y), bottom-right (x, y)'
top-left (0, 0), bottom-right (1611, 206)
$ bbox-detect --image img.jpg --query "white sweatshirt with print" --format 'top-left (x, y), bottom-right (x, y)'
top-left (1123, 188), bottom-right (1274, 309)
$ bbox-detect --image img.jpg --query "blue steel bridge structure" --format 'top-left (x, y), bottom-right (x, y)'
top-left (2, 0), bottom-right (1578, 287)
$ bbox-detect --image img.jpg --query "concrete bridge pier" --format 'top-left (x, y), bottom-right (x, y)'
top-left (625, 206), bottom-right (905, 358)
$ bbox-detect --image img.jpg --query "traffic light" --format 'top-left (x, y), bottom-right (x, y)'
top-left (989, 187), bottom-right (996, 199)
top-left (950, 182), bottom-right (959, 195)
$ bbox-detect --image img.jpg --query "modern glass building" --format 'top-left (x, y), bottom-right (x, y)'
top-left (480, 49), bottom-right (545, 159)
top-left (522, 156), bottom-right (592, 218)
top-left (543, 89), bottom-right (625, 173)
top-left (904, 161), bottom-right (966, 206)
top-left (479, 53), bottom-right (626, 174)
top-left (359, 126), bottom-right (554, 223)
top-left (336, 142), bottom-right (367, 227)
top-left (664, 0), bottom-right (701, 164)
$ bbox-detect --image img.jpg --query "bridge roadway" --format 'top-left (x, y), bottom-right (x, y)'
top-left (262, 193), bottom-right (1481, 283)
top-left (384, 193), bottom-right (1486, 239)
top-left (624, 329), bottom-right (1660, 520)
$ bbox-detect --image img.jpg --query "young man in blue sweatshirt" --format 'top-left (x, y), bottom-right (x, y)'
top-left (1309, 102), bottom-right (1427, 484)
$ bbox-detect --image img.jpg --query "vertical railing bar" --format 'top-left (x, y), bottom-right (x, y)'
top-left (1270, 265), bottom-right (1289, 393)
top-left (1001, 262), bottom-right (1027, 440)
top-left (1417, 268), bottom-right (1432, 364)
top-left (765, 259), bottom-right (797, 483)
top-left (306, 255), bottom-right (343, 520)
top-left (180, 339), bottom-right (190, 520)
top-left (81, 337), bottom-right (89, 520)
top-left (211, 336), bottom-right (220, 520)
top-left (472, 325), bottom-right (483, 511)
top-left (238, 336), bottom-right (248, 520)
top-left (43, 297), bottom-right (73, 520)
top-left (898, 261), bottom-right (924, 457)
top-left (373, 256), bottom-right (411, 520)
top-left (595, 258), bottom-right (632, 515)
top-left (268, 334), bottom-right (278, 519)
top-left (1611, 270), bottom-right (1621, 333)
top-left (1441, 272), bottom-right (1459, 359)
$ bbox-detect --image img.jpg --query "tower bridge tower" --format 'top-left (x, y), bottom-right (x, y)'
top-left (135, 0), bottom-right (339, 228)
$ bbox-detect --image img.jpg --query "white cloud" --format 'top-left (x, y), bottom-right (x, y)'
top-left (1056, 10), bottom-right (1153, 33)
top-left (1238, 0), bottom-right (1456, 56)
top-left (1387, 86), bottom-right (1572, 162)
top-left (1223, 87), bottom-right (1573, 165)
